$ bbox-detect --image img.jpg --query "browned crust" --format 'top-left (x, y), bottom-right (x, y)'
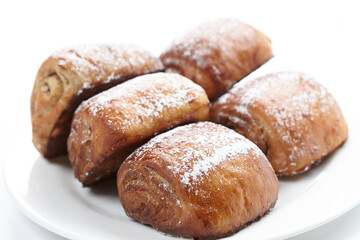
top-left (160, 19), bottom-right (273, 101)
top-left (277, 137), bottom-right (348, 177)
top-left (202, 200), bottom-right (277, 240)
top-left (79, 113), bottom-right (204, 187)
top-left (123, 200), bottom-right (277, 240)
top-left (210, 107), bottom-right (268, 154)
top-left (210, 72), bottom-right (349, 176)
top-left (31, 44), bottom-right (164, 158)
top-left (162, 59), bottom-right (218, 101)
top-left (117, 122), bottom-right (279, 239)
top-left (68, 73), bottom-right (210, 186)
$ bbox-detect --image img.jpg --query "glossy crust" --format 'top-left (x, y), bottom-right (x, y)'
top-left (160, 18), bottom-right (273, 101)
top-left (31, 44), bottom-right (164, 158)
top-left (117, 122), bottom-right (279, 239)
top-left (68, 73), bottom-right (210, 186)
top-left (211, 72), bottom-right (348, 176)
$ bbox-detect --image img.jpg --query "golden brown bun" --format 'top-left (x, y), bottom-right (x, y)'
top-left (68, 73), bottom-right (210, 186)
top-left (117, 122), bottom-right (279, 239)
top-left (160, 18), bottom-right (273, 101)
top-left (31, 44), bottom-right (164, 158)
top-left (211, 72), bottom-right (348, 176)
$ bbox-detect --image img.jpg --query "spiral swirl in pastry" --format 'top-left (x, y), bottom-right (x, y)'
top-left (211, 72), bottom-right (348, 176)
top-left (117, 122), bottom-right (279, 239)
top-left (31, 44), bottom-right (164, 158)
top-left (68, 73), bottom-right (210, 186)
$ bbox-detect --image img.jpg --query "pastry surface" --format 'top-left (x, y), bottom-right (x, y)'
top-left (31, 44), bottom-right (164, 158)
top-left (160, 18), bottom-right (273, 100)
top-left (117, 122), bottom-right (279, 239)
top-left (211, 72), bottom-right (348, 176)
top-left (68, 73), bottom-right (210, 186)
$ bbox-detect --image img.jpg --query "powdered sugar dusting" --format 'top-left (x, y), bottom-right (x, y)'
top-left (162, 19), bottom-right (256, 80)
top-left (216, 72), bottom-right (335, 168)
top-left (174, 143), bottom-right (249, 186)
top-left (51, 44), bottom-right (163, 91)
top-left (77, 73), bottom-right (205, 130)
top-left (129, 122), bottom-right (263, 190)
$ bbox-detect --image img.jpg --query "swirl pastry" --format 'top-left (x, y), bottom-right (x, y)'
top-left (160, 18), bottom-right (273, 100)
top-left (117, 122), bottom-right (279, 239)
top-left (211, 72), bottom-right (348, 176)
top-left (68, 73), bottom-right (210, 186)
top-left (31, 44), bottom-right (164, 158)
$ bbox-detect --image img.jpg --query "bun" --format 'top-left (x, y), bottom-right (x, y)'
top-left (68, 73), bottom-right (209, 186)
top-left (160, 18), bottom-right (273, 100)
top-left (31, 44), bottom-right (164, 158)
top-left (117, 122), bottom-right (279, 239)
top-left (211, 72), bottom-right (348, 175)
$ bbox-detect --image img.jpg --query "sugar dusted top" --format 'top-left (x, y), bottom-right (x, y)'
top-left (215, 72), bottom-right (343, 174)
top-left (50, 44), bottom-right (163, 89)
top-left (160, 18), bottom-right (273, 100)
top-left (127, 122), bottom-right (264, 189)
top-left (77, 73), bottom-right (206, 131)
top-left (161, 18), bottom-right (271, 93)
top-left (162, 19), bottom-right (255, 69)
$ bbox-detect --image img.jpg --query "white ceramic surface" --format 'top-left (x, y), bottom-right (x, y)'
top-left (2, 1), bottom-right (360, 238)
top-left (4, 60), bottom-right (360, 239)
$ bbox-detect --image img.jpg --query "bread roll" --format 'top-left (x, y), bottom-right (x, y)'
top-left (211, 72), bottom-right (348, 176)
top-left (160, 18), bottom-right (273, 100)
top-left (31, 44), bottom-right (164, 158)
top-left (117, 122), bottom-right (279, 239)
top-left (68, 73), bottom-right (209, 186)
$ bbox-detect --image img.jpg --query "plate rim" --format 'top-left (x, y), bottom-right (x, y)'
top-left (3, 140), bottom-right (360, 240)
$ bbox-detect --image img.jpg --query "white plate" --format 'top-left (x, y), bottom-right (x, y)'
top-left (4, 58), bottom-right (360, 240)
top-left (4, 118), bottom-right (360, 240)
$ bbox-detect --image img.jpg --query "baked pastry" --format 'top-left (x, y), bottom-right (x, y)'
top-left (117, 122), bottom-right (279, 239)
top-left (160, 18), bottom-right (273, 100)
top-left (211, 72), bottom-right (348, 176)
top-left (31, 44), bottom-right (164, 158)
top-left (68, 73), bottom-right (210, 186)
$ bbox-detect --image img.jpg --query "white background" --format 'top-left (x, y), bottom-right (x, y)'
top-left (1, 0), bottom-right (359, 239)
